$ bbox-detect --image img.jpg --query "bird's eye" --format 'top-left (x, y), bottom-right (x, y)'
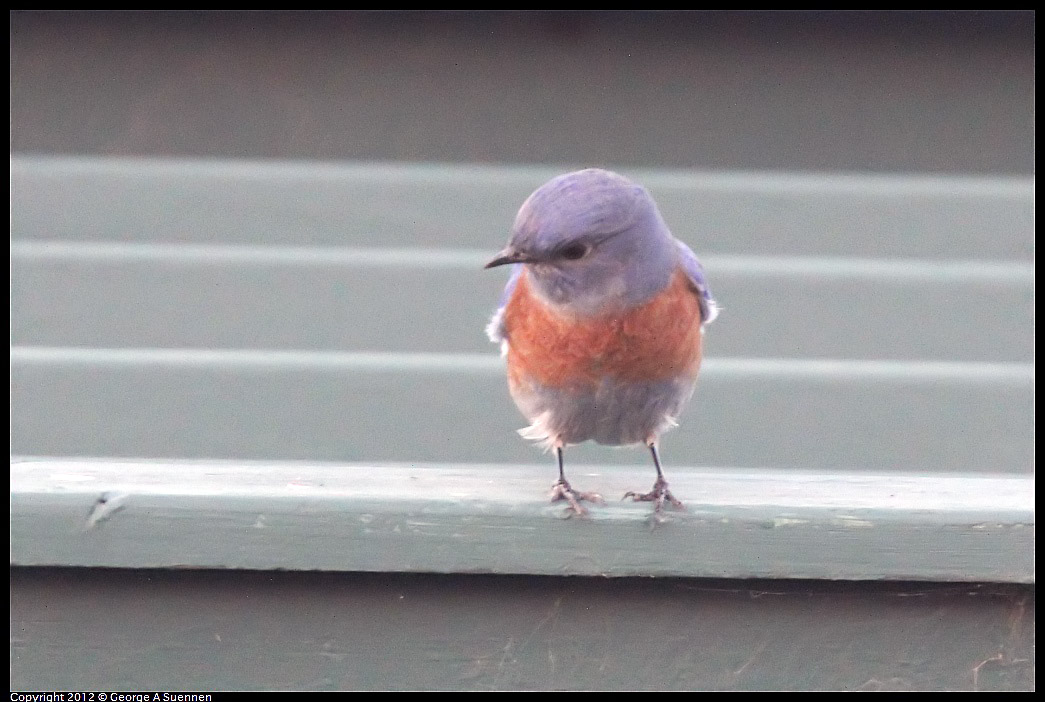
top-left (559, 243), bottom-right (590, 260)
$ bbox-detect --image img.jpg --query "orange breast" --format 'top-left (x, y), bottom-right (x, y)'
top-left (504, 268), bottom-right (704, 389)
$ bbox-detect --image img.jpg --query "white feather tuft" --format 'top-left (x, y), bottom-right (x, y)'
top-left (703, 298), bottom-right (720, 326)
top-left (485, 308), bottom-right (506, 345)
top-left (656, 414), bottom-right (680, 436)
top-left (517, 411), bottom-right (560, 452)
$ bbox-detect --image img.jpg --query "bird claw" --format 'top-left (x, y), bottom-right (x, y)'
top-left (623, 476), bottom-right (685, 515)
top-left (550, 479), bottom-right (604, 517)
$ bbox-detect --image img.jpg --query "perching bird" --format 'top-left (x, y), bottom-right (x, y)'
top-left (485, 168), bottom-right (718, 518)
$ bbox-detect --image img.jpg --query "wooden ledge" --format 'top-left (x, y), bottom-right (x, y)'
top-left (11, 458), bottom-right (1033, 583)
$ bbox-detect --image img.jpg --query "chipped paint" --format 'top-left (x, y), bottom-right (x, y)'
top-left (835, 516), bottom-right (875, 528)
top-left (84, 492), bottom-right (129, 530)
top-left (772, 517), bottom-right (810, 527)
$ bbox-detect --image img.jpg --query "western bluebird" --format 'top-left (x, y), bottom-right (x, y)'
top-left (485, 168), bottom-right (718, 519)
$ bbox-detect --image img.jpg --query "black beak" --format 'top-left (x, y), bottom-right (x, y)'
top-left (484, 248), bottom-right (533, 269)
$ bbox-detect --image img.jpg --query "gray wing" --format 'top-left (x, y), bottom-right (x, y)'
top-left (675, 239), bottom-right (719, 327)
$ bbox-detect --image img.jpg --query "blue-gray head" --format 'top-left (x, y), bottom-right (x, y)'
top-left (485, 169), bottom-right (679, 316)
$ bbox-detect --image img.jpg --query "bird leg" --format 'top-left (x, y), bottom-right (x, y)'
top-left (624, 443), bottom-right (685, 515)
top-left (550, 446), bottom-right (604, 517)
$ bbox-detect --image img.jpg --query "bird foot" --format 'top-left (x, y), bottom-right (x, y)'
top-left (550, 478), bottom-right (605, 517)
top-left (623, 476), bottom-right (685, 517)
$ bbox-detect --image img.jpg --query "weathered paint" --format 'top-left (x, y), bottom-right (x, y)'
top-left (11, 459), bottom-right (1033, 583)
top-left (10, 568), bottom-right (1034, 691)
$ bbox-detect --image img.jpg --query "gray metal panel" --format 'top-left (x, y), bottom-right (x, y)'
top-left (10, 247), bottom-right (1035, 362)
top-left (10, 568), bottom-right (1034, 691)
top-left (10, 157), bottom-right (1035, 258)
top-left (10, 459), bottom-right (1034, 582)
top-left (8, 159), bottom-right (1035, 476)
top-left (9, 350), bottom-right (1034, 473)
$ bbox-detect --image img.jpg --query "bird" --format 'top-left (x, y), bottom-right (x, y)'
top-left (485, 168), bottom-right (718, 519)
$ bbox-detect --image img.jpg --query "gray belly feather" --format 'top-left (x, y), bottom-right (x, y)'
top-left (510, 375), bottom-right (698, 447)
